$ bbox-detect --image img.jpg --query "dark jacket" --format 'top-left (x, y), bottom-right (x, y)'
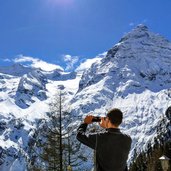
top-left (77, 123), bottom-right (132, 171)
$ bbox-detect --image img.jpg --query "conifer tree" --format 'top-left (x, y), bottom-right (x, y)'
top-left (28, 91), bottom-right (85, 170)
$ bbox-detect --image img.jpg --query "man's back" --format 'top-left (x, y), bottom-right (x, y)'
top-left (77, 124), bottom-right (132, 171)
top-left (95, 128), bottom-right (132, 171)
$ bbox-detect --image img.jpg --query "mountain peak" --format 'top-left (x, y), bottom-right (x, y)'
top-left (134, 24), bottom-right (148, 31)
top-left (106, 24), bottom-right (171, 61)
top-left (119, 24), bottom-right (150, 43)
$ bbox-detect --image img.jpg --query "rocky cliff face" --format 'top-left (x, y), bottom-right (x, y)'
top-left (15, 69), bottom-right (48, 109)
top-left (0, 25), bottom-right (171, 170)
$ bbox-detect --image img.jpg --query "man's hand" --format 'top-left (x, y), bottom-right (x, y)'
top-left (84, 115), bottom-right (94, 124)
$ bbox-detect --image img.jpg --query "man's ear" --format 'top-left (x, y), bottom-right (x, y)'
top-left (99, 117), bottom-right (107, 128)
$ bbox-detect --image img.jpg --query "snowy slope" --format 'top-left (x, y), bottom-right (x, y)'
top-left (0, 64), bottom-right (83, 170)
top-left (0, 25), bottom-right (171, 170)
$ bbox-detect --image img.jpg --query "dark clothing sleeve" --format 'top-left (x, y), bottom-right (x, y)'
top-left (76, 123), bottom-right (96, 150)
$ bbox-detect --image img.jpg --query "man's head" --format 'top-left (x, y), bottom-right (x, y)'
top-left (107, 108), bottom-right (123, 127)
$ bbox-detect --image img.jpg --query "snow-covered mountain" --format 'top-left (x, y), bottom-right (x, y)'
top-left (0, 24), bottom-right (171, 170)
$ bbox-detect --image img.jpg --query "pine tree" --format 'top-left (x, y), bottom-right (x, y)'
top-left (28, 92), bottom-right (85, 170)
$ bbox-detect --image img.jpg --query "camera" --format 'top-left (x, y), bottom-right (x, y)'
top-left (92, 116), bottom-right (101, 122)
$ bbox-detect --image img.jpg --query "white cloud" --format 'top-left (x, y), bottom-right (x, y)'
top-left (129, 19), bottom-right (148, 27)
top-left (3, 58), bottom-right (11, 62)
top-left (63, 54), bottom-right (79, 71)
top-left (129, 22), bottom-right (135, 27)
top-left (142, 19), bottom-right (148, 24)
top-left (13, 55), bottom-right (64, 72)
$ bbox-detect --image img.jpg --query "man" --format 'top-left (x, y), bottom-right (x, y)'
top-left (76, 108), bottom-right (132, 171)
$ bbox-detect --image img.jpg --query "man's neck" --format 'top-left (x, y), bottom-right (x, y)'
top-left (107, 123), bottom-right (118, 129)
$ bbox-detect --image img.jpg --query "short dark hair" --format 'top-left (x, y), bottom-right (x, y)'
top-left (107, 108), bottom-right (123, 126)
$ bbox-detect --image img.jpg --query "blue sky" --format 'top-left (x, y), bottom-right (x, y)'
top-left (0, 0), bottom-right (171, 71)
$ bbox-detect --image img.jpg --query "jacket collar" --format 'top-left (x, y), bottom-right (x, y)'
top-left (107, 128), bottom-right (120, 133)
